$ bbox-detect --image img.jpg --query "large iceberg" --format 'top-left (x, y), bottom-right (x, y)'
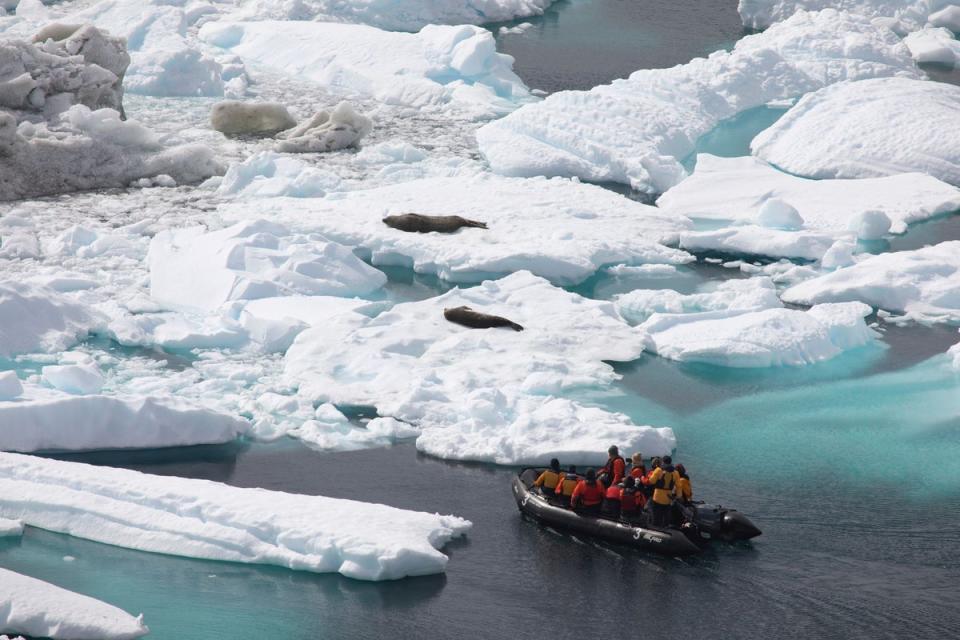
top-left (232, 0), bottom-right (555, 31)
top-left (218, 174), bottom-right (693, 286)
top-left (0, 282), bottom-right (102, 358)
top-left (476, 9), bottom-right (920, 193)
top-left (199, 21), bottom-right (532, 118)
top-left (0, 568), bottom-right (148, 640)
top-left (148, 219), bottom-right (386, 313)
top-left (638, 302), bottom-right (877, 367)
top-left (782, 241), bottom-right (960, 322)
top-left (752, 77), bottom-right (960, 186)
top-left (737, 0), bottom-right (959, 31)
top-left (0, 452), bottom-right (471, 580)
top-left (285, 271), bottom-right (677, 464)
top-left (0, 389), bottom-right (250, 452)
top-left (657, 154), bottom-right (960, 235)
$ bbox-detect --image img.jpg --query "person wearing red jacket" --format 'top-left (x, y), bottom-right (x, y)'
top-left (570, 468), bottom-right (605, 515)
top-left (601, 479), bottom-right (622, 518)
top-left (618, 476), bottom-right (646, 521)
top-left (600, 445), bottom-right (626, 486)
top-left (629, 452), bottom-right (646, 480)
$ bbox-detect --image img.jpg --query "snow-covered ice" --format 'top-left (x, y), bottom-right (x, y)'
top-left (0, 516), bottom-right (22, 536)
top-left (274, 101), bottom-right (372, 153)
top-left (905, 27), bottom-right (960, 66)
top-left (680, 226), bottom-right (836, 261)
top-left (657, 155), bottom-right (960, 235)
top-left (0, 567), bottom-right (148, 640)
top-left (638, 302), bottom-right (877, 367)
top-left (737, 0), bottom-right (960, 31)
top-left (285, 271), bottom-right (677, 464)
top-left (218, 174), bottom-right (693, 286)
top-left (0, 387), bottom-right (250, 452)
top-left (616, 277), bottom-right (782, 325)
top-left (42, 358), bottom-right (104, 394)
top-left (199, 21), bottom-right (533, 119)
top-left (148, 219), bottom-right (387, 313)
top-left (0, 371), bottom-right (22, 399)
top-left (477, 10), bottom-right (920, 193)
top-left (216, 151), bottom-right (343, 198)
top-left (783, 241), bottom-right (960, 323)
top-left (752, 77), bottom-right (960, 186)
top-left (232, 0), bottom-right (555, 31)
top-left (0, 282), bottom-right (102, 358)
top-left (0, 452), bottom-right (471, 580)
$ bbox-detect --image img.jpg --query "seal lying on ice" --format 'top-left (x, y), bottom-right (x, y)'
top-left (443, 306), bottom-right (524, 331)
top-left (383, 213), bottom-right (488, 233)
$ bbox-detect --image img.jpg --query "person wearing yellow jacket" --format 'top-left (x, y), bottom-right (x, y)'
top-left (533, 458), bottom-right (563, 495)
top-left (675, 464), bottom-right (692, 504)
top-left (647, 455), bottom-right (680, 527)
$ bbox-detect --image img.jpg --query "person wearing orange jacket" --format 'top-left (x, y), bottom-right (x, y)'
top-left (601, 476), bottom-right (622, 518)
top-left (600, 445), bottom-right (626, 486)
top-left (534, 458), bottom-right (563, 496)
top-left (570, 468), bottom-right (605, 515)
top-left (646, 455), bottom-right (680, 527)
top-left (629, 452), bottom-right (646, 481)
top-left (554, 465), bottom-right (580, 500)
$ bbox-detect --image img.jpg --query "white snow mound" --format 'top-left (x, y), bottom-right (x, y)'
top-left (0, 282), bottom-right (102, 358)
top-left (199, 21), bottom-right (532, 119)
top-left (218, 174), bottom-right (693, 286)
top-left (0, 452), bottom-right (471, 580)
top-left (0, 567), bottom-right (148, 640)
top-left (148, 219), bottom-right (386, 313)
top-left (782, 241), bottom-right (960, 322)
top-left (657, 154), bottom-right (960, 235)
top-left (752, 77), bottom-right (960, 186)
top-left (477, 9), bottom-right (919, 193)
top-left (639, 302), bottom-right (877, 367)
top-left (285, 271), bottom-right (677, 464)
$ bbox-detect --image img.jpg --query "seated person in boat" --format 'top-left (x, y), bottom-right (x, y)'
top-left (601, 473), bottom-right (622, 519)
top-left (628, 452), bottom-right (646, 480)
top-left (554, 465), bottom-right (580, 500)
top-left (570, 468), bottom-right (605, 515)
top-left (533, 458), bottom-right (562, 495)
top-left (618, 476), bottom-right (646, 522)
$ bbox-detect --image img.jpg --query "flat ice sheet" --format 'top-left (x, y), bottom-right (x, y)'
top-left (218, 174), bottom-right (693, 286)
top-left (782, 241), bottom-right (960, 322)
top-left (0, 567), bottom-right (147, 640)
top-left (658, 155), bottom-right (960, 235)
top-left (752, 77), bottom-right (960, 186)
top-left (284, 271), bottom-right (677, 464)
top-left (0, 452), bottom-right (471, 581)
top-left (199, 21), bottom-right (532, 119)
top-left (638, 302), bottom-right (877, 367)
top-left (0, 388), bottom-right (250, 453)
top-left (476, 9), bottom-right (919, 193)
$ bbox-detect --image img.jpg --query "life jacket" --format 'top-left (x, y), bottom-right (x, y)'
top-left (676, 476), bottom-right (692, 502)
top-left (556, 473), bottom-right (579, 496)
top-left (602, 455), bottom-right (626, 484)
top-left (536, 469), bottom-right (561, 490)
top-left (652, 465), bottom-right (677, 506)
top-left (573, 480), bottom-right (604, 506)
top-left (630, 465), bottom-right (647, 479)
top-left (620, 487), bottom-right (643, 511)
top-left (605, 484), bottom-right (621, 501)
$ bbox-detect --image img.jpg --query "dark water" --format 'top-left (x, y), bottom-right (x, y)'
top-left (491, 0), bottom-right (745, 93)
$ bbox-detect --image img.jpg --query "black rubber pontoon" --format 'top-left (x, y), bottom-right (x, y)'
top-left (512, 468), bottom-right (760, 556)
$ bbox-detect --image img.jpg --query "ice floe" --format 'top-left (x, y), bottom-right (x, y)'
top-left (199, 21), bottom-right (532, 119)
top-left (615, 277), bottom-right (782, 325)
top-left (232, 0), bottom-right (555, 31)
top-left (752, 77), bottom-right (960, 186)
top-left (216, 151), bottom-right (343, 198)
top-left (737, 0), bottom-right (960, 32)
top-left (477, 9), bottom-right (919, 193)
top-left (0, 371), bottom-right (23, 399)
top-left (638, 302), bottom-right (877, 367)
top-left (274, 101), bottom-right (372, 153)
top-left (0, 282), bottom-right (102, 358)
top-left (285, 271), bottom-right (677, 464)
top-left (0, 516), bottom-right (22, 536)
top-left (148, 219), bottom-right (386, 313)
top-left (680, 226), bottom-right (836, 261)
top-left (657, 155), bottom-right (960, 235)
top-left (905, 26), bottom-right (960, 66)
top-left (0, 386), bottom-right (250, 452)
top-left (0, 567), bottom-right (148, 640)
top-left (782, 241), bottom-right (960, 322)
top-left (218, 174), bottom-right (693, 286)
top-left (0, 452), bottom-right (471, 580)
